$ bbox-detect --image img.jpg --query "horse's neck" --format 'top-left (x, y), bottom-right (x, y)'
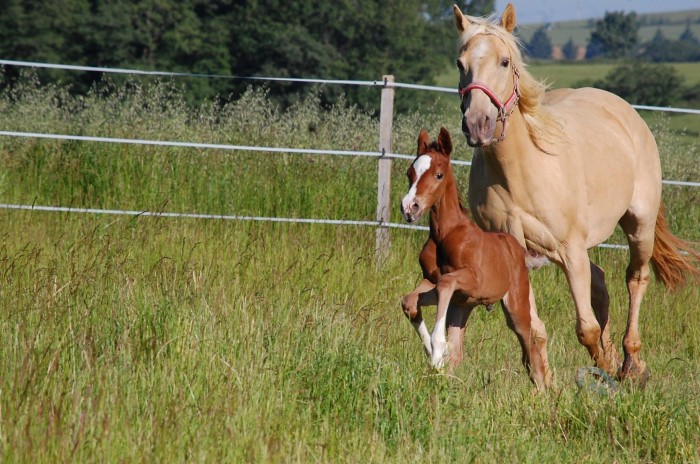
top-left (429, 174), bottom-right (473, 241)
top-left (482, 110), bottom-right (535, 182)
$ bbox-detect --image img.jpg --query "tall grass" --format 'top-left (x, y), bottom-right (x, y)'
top-left (0, 77), bottom-right (698, 462)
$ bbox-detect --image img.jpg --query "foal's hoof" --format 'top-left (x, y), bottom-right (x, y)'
top-left (430, 346), bottom-right (449, 371)
top-left (616, 360), bottom-right (650, 388)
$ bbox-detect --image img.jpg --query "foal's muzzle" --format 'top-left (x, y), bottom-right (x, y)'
top-left (401, 199), bottom-right (422, 223)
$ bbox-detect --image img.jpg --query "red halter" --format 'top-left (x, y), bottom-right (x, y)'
top-left (458, 67), bottom-right (520, 143)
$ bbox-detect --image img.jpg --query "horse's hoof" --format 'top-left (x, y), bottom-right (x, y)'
top-left (616, 360), bottom-right (650, 388)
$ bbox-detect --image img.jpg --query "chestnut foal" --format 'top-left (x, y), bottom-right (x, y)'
top-left (401, 128), bottom-right (551, 390)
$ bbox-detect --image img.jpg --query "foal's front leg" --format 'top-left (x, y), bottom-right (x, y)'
top-left (402, 278), bottom-right (437, 357)
top-left (431, 269), bottom-right (477, 369)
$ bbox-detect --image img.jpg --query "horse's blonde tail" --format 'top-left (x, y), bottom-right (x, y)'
top-left (650, 203), bottom-right (700, 291)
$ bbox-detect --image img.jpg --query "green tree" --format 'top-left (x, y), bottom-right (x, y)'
top-left (228, 0), bottom-right (453, 111)
top-left (585, 11), bottom-right (639, 59)
top-left (526, 26), bottom-right (552, 59)
top-left (562, 37), bottom-right (578, 60)
top-left (679, 21), bottom-right (699, 45)
top-left (0, 0), bottom-right (92, 87)
top-left (0, 0), bottom-right (460, 110)
top-left (641, 27), bottom-right (700, 63)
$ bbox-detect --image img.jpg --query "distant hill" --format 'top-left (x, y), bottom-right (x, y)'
top-left (517, 8), bottom-right (700, 53)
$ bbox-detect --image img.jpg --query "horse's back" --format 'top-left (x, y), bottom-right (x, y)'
top-left (543, 87), bottom-right (662, 246)
top-left (545, 87), bottom-right (657, 158)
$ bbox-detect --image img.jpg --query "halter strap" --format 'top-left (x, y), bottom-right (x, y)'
top-left (458, 67), bottom-right (520, 143)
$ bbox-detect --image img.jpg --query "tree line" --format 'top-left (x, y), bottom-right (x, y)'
top-left (0, 0), bottom-right (494, 111)
top-left (523, 11), bottom-right (700, 107)
top-left (525, 11), bottom-right (700, 62)
top-left (1, 2), bottom-right (696, 110)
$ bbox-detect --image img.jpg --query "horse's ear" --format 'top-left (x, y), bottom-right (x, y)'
top-left (500, 3), bottom-right (517, 33)
top-left (453, 4), bottom-right (472, 34)
top-left (417, 128), bottom-right (430, 154)
top-left (438, 128), bottom-right (452, 158)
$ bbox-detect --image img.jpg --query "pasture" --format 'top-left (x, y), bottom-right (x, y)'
top-left (1, 77), bottom-right (699, 462)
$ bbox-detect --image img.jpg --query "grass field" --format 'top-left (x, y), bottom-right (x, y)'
top-left (0, 77), bottom-right (699, 462)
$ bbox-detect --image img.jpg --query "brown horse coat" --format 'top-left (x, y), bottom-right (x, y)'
top-left (401, 128), bottom-right (551, 390)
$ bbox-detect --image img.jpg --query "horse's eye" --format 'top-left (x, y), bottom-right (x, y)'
top-left (436, 173), bottom-right (444, 180)
top-left (501, 58), bottom-right (510, 68)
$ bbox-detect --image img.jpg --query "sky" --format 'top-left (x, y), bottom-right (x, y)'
top-left (494, 0), bottom-right (700, 24)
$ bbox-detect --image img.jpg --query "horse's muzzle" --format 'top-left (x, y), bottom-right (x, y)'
top-left (463, 114), bottom-right (495, 147)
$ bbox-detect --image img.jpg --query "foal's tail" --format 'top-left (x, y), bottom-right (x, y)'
top-left (650, 203), bottom-right (700, 291)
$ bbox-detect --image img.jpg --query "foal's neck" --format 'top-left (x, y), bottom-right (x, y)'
top-left (429, 171), bottom-right (474, 240)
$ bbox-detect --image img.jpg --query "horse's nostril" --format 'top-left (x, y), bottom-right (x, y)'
top-left (411, 203), bottom-right (420, 214)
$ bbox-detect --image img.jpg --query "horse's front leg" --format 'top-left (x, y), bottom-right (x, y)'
top-left (431, 269), bottom-right (476, 369)
top-left (590, 262), bottom-right (622, 374)
top-left (561, 247), bottom-right (610, 373)
top-left (402, 278), bottom-right (437, 357)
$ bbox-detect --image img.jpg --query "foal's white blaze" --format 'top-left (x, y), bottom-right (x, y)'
top-left (402, 154), bottom-right (432, 213)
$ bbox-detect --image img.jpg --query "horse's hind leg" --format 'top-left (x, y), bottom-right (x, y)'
top-left (617, 211), bottom-right (655, 384)
top-left (590, 262), bottom-right (622, 374)
top-left (502, 281), bottom-right (551, 390)
top-left (402, 279), bottom-right (438, 358)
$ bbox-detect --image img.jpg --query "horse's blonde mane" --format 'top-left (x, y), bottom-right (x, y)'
top-left (458, 16), bottom-right (564, 149)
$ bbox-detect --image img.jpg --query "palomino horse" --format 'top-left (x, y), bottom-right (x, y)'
top-left (401, 128), bottom-right (551, 390)
top-left (453, 3), bottom-right (700, 384)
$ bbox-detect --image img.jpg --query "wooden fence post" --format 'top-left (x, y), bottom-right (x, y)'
top-left (376, 75), bottom-right (394, 267)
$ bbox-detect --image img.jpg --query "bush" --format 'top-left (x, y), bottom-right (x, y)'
top-left (591, 61), bottom-right (684, 106)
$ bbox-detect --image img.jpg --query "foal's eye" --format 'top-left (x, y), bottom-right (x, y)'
top-left (501, 58), bottom-right (510, 68)
top-left (436, 173), bottom-right (444, 180)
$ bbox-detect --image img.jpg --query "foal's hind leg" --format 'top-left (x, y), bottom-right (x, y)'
top-left (502, 281), bottom-right (552, 390)
top-left (590, 262), bottom-right (622, 374)
top-left (445, 305), bottom-right (474, 372)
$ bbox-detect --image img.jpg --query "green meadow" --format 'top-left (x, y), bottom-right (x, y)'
top-left (0, 75), bottom-right (699, 462)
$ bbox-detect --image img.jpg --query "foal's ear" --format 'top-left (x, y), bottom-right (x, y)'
top-left (438, 128), bottom-right (452, 158)
top-left (453, 4), bottom-right (472, 34)
top-left (417, 128), bottom-right (431, 154)
top-left (500, 3), bottom-right (517, 33)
